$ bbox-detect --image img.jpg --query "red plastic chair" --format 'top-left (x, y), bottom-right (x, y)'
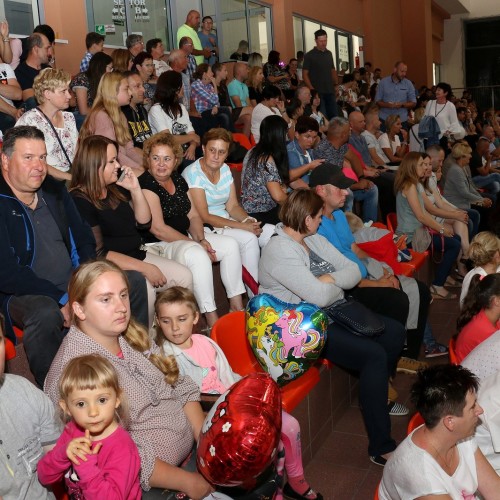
top-left (211, 312), bottom-right (320, 412)
top-left (374, 482), bottom-right (380, 499)
top-left (407, 412), bottom-right (424, 434)
top-left (386, 212), bottom-right (429, 274)
top-left (232, 132), bottom-right (252, 151)
top-left (5, 337), bottom-right (16, 361)
top-left (449, 337), bottom-right (458, 365)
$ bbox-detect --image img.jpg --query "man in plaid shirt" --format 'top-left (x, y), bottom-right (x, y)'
top-left (180, 36), bottom-right (197, 82)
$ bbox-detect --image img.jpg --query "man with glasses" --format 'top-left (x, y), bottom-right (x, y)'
top-left (126, 33), bottom-right (144, 63)
top-left (179, 36), bottom-right (197, 82)
top-left (198, 16), bottom-right (218, 65)
top-left (146, 38), bottom-right (170, 76)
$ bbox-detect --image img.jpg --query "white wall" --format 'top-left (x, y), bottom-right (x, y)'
top-left (441, 0), bottom-right (498, 89)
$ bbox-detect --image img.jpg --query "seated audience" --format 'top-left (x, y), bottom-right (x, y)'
top-left (16, 68), bottom-right (77, 182)
top-left (146, 38), bottom-right (170, 76)
top-left (190, 63), bottom-right (232, 131)
top-left (460, 231), bottom-right (500, 307)
top-left (251, 85), bottom-right (290, 143)
top-left (287, 115), bottom-right (323, 186)
top-left (111, 48), bottom-right (133, 73)
top-left (44, 260), bottom-right (213, 499)
top-left (241, 115), bottom-right (289, 225)
top-left (285, 97), bottom-right (304, 139)
top-left (259, 189), bottom-right (406, 465)
top-left (79, 31), bottom-right (105, 72)
top-left (0, 55), bottom-right (21, 133)
top-left (14, 33), bottom-right (53, 110)
top-left (455, 273), bottom-right (500, 363)
top-left (148, 70), bottom-right (200, 164)
top-left (132, 51), bottom-right (157, 109)
top-left (263, 50), bottom-right (290, 93)
top-left (126, 33), bottom-right (144, 63)
top-left (179, 36), bottom-right (197, 82)
top-left (461, 330), bottom-right (500, 381)
top-left (295, 85), bottom-right (312, 116)
top-left (80, 72), bottom-right (143, 172)
top-left (182, 128), bottom-right (274, 287)
top-left (379, 365), bottom-right (499, 499)
top-left (247, 52), bottom-right (263, 68)
top-left (378, 114), bottom-right (407, 164)
top-left (121, 72), bottom-right (153, 149)
top-left (286, 58), bottom-right (300, 94)
top-left (0, 313), bottom-right (62, 499)
top-left (139, 133), bottom-right (245, 328)
top-left (167, 50), bottom-right (193, 111)
top-left (362, 111), bottom-right (391, 166)
top-left (469, 137), bottom-right (500, 198)
top-left (69, 134), bottom-right (192, 326)
top-left (309, 90), bottom-right (329, 134)
top-left (227, 62), bottom-right (250, 109)
top-left (314, 117), bottom-right (379, 223)
top-left (312, 164), bottom-right (429, 376)
top-left (70, 52), bottom-right (113, 128)
top-left (247, 65), bottom-right (265, 107)
top-left (395, 152), bottom-right (461, 300)
top-left (408, 107), bottom-right (426, 152)
top-left (418, 153), bottom-right (470, 278)
top-left (443, 142), bottom-right (493, 231)
top-left (213, 62), bottom-right (251, 137)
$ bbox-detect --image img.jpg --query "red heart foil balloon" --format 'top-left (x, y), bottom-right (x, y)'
top-left (197, 373), bottom-right (282, 488)
top-left (246, 294), bottom-right (328, 386)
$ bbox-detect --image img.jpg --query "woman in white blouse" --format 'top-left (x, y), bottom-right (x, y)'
top-left (16, 68), bottom-right (77, 181)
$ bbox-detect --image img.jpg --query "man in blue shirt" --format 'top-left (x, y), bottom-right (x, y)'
top-left (198, 16), bottom-right (218, 66)
top-left (375, 61), bottom-right (416, 130)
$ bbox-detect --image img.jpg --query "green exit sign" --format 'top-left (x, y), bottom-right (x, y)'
top-left (95, 25), bottom-right (106, 36)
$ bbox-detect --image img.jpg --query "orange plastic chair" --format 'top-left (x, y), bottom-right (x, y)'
top-left (5, 337), bottom-right (16, 361)
top-left (211, 311), bottom-right (321, 413)
top-left (249, 134), bottom-right (256, 147)
top-left (374, 482), bottom-right (380, 500)
top-left (407, 412), bottom-right (424, 434)
top-left (232, 132), bottom-right (252, 151)
top-left (449, 336), bottom-right (458, 365)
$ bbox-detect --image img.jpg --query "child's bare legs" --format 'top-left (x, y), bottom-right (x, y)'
top-left (281, 411), bottom-right (320, 499)
top-left (449, 219), bottom-right (470, 276)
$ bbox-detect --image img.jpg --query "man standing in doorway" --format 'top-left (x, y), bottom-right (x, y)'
top-left (302, 29), bottom-right (338, 119)
top-left (375, 61), bottom-right (416, 131)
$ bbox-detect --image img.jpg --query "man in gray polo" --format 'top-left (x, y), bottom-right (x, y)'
top-left (302, 29), bottom-right (338, 119)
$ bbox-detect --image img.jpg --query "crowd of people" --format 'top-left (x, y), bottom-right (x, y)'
top-left (0, 10), bottom-right (500, 500)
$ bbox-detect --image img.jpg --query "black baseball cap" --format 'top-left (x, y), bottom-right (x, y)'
top-left (309, 162), bottom-right (354, 189)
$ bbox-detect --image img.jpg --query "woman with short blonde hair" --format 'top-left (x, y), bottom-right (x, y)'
top-left (16, 67), bottom-right (77, 181)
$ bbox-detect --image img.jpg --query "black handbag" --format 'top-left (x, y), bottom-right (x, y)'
top-left (323, 298), bottom-right (385, 337)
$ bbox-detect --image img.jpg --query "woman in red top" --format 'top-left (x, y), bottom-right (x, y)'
top-left (456, 273), bottom-right (500, 363)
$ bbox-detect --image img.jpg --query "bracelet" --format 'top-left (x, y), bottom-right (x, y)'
top-left (242, 216), bottom-right (257, 223)
top-left (3, 38), bottom-right (9, 42)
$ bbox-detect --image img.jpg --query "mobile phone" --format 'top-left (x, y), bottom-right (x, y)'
top-left (118, 168), bottom-right (126, 182)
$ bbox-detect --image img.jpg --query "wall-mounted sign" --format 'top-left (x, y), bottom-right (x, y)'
top-left (95, 24), bottom-right (106, 35)
top-left (112, 0), bottom-right (150, 23)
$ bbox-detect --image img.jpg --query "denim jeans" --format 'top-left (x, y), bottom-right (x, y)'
top-left (344, 185), bottom-right (379, 223)
top-left (431, 233), bottom-right (461, 287)
top-left (472, 173), bottom-right (500, 196)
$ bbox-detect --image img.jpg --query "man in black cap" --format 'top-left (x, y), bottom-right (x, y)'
top-left (310, 162), bottom-right (431, 376)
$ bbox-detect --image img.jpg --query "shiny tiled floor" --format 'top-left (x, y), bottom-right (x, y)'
top-left (303, 295), bottom-right (461, 499)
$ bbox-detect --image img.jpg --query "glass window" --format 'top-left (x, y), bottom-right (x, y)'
top-left (293, 16), bottom-right (303, 55)
top-left (248, 1), bottom-right (271, 60)
top-left (303, 19), bottom-right (320, 53)
top-left (337, 32), bottom-right (350, 74)
top-left (1, 0), bottom-right (39, 36)
top-left (352, 35), bottom-right (363, 68)
top-left (128, 0), bottom-right (169, 48)
top-left (323, 26), bottom-right (336, 68)
top-left (219, 0), bottom-right (247, 61)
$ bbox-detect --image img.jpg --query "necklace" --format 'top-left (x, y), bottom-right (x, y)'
top-left (21, 192), bottom-right (37, 209)
top-left (428, 439), bottom-right (456, 471)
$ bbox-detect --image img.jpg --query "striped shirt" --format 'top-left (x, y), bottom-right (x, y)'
top-left (182, 159), bottom-right (233, 219)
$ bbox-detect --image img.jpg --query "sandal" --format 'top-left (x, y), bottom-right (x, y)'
top-left (283, 483), bottom-right (323, 500)
top-left (430, 285), bottom-right (457, 300)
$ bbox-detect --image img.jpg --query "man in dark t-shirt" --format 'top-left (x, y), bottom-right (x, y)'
top-left (469, 137), bottom-right (500, 198)
top-left (122, 73), bottom-right (152, 149)
top-left (302, 29), bottom-right (338, 119)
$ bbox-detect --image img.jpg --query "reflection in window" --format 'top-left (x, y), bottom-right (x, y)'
top-left (218, 0), bottom-right (246, 61)
top-left (293, 16), bottom-right (303, 54)
top-left (248, 2), bottom-right (271, 61)
top-left (337, 33), bottom-right (350, 73)
top-left (128, 0), bottom-right (168, 49)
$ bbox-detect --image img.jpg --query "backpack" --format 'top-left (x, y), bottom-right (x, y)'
top-left (418, 115), bottom-right (441, 147)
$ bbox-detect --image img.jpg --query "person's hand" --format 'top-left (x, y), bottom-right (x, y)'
top-left (376, 277), bottom-right (400, 289)
top-left (276, 100), bottom-right (286, 113)
top-left (317, 274), bottom-right (335, 284)
top-left (482, 197), bottom-right (493, 208)
top-left (66, 433), bottom-right (92, 465)
top-left (0, 20), bottom-right (9, 39)
top-left (364, 167), bottom-right (380, 178)
top-left (184, 143), bottom-right (196, 161)
top-left (60, 303), bottom-right (71, 328)
top-left (453, 210), bottom-right (468, 223)
top-left (308, 158), bottom-right (325, 170)
top-left (202, 48), bottom-right (212, 59)
top-left (184, 472), bottom-right (214, 500)
top-left (200, 239), bottom-right (217, 262)
top-left (240, 219), bottom-right (262, 236)
top-left (443, 226), bottom-right (454, 237)
top-left (355, 179), bottom-right (373, 190)
top-left (143, 263), bottom-right (167, 288)
top-left (211, 105), bottom-right (218, 116)
top-left (116, 166), bottom-right (140, 191)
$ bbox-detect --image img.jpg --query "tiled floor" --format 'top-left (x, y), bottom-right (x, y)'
top-left (302, 293), bottom-right (461, 499)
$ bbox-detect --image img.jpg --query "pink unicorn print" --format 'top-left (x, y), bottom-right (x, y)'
top-left (275, 310), bottom-right (310, 358)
